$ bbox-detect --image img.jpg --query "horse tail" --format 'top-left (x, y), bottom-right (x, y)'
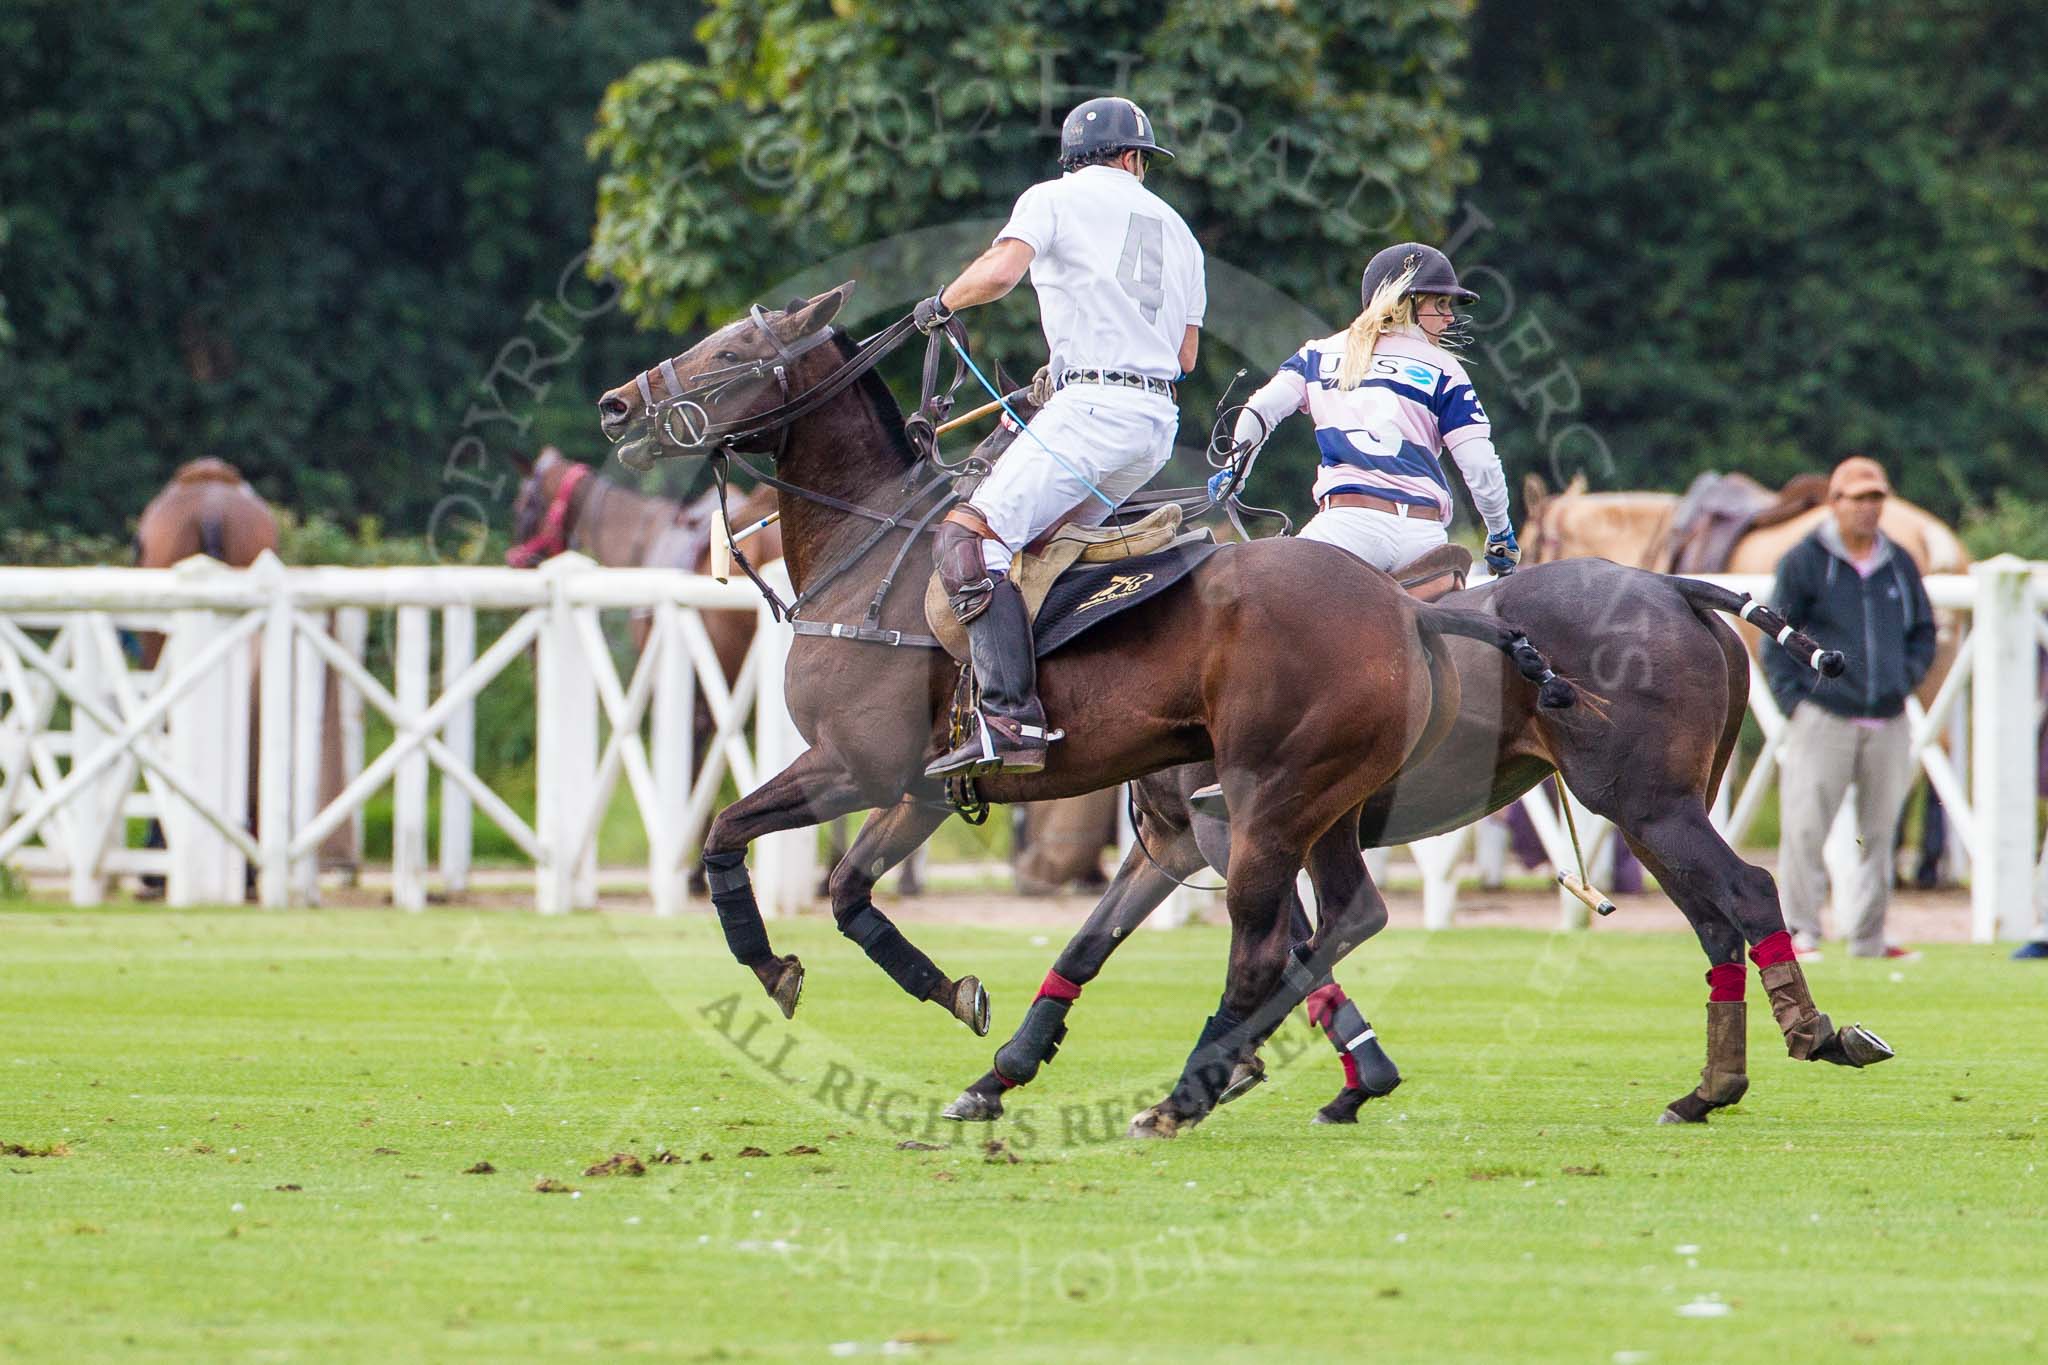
top-left (1667, 577), bottom-right (1847, 678)
top-left (1411, 600), bottom-right (1577, 709)
top-left (199, 512), bottom-right (227, 562)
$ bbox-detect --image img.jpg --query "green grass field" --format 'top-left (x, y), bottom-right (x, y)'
top-left (2, 907), bottom-right (2041, 1363)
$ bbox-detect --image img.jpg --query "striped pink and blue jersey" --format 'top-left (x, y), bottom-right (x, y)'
top-left (1245, 328), bottom-right (1504, 528)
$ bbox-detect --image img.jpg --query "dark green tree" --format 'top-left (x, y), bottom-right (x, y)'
top-left (590, 0), bottom-right (1486, 497)
top-left (0, 0), bottom-right (686, 543)
top-left (1462, 0), bottom-right (2048, 515)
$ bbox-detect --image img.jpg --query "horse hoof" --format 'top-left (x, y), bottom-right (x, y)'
top-left (1813, 1022), bottom-right (1894, 1068)
top-left (768, 956), bottom-right (804, 1020)
top-left (1127, 1105), bottom-right (1189, 1140)
top-left (1311, 1087), bottom-right (1367, 1125)
top-left (951, 977), bottom-right (991, 1037)
top-left (1217, 1054), bottom-right (1267, 1106)
top-left (943, 1089), bottom-right (1004, 1123)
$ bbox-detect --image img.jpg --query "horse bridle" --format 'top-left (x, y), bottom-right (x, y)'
top-left (609, 302), bottom-right (983, 645)
top-left (620, 305), bottom-right (899, 458)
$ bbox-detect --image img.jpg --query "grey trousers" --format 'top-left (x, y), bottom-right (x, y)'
top-left (1777, 704), bottom-right (1917, 955)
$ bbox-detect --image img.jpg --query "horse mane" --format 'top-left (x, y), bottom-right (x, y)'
top-left (171, 457), bottom-right (246, 486)
top-left (832, 333), bottom-right (917, 470)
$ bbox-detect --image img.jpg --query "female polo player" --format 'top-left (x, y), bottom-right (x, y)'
top-left (1216, 241), bottom-right (1519, 578)
top-left (1197, 243), bottom-right (1516, 1122)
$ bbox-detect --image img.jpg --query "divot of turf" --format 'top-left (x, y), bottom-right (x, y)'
top-left (1, 1141), bottom-right (70, 1158)
top-left (583, 1153), bottom-right (646, 1177)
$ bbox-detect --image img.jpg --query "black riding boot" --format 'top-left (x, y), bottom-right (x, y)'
top-left (926, 578), bottom-right (1057, 778)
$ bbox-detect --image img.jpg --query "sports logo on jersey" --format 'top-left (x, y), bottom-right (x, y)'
top-left (1367, 355), bottom-right (1442, 393)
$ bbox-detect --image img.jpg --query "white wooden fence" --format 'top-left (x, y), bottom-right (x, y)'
top-left (0, 551), bottom-right (813, 917)
top-left (0, 552), bottom-right (2039, 941)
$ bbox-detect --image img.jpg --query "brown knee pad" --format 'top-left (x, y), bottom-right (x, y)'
top-left (934, 513), bottom-right (998, 623)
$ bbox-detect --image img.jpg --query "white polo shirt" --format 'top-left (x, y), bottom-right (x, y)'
top-left (996, 164), bottom-right (1205, 382)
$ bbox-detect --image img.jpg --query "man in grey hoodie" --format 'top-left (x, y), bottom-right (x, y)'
top-left (1764, 456), bottom-right (1937, 960)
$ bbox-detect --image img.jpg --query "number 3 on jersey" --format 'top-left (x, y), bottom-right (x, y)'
top-left (1115, 213), bottom-right (1165, 324)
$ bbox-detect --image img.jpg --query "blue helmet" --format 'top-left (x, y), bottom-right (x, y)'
top-left (1059, 96), bottom-right (1174, 170)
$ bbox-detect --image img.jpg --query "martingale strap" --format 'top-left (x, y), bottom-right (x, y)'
top-left (790, 620), bottom-right (944, 649)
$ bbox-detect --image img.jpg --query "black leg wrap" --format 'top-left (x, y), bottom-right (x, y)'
top-left (1280, 946), bottom-right (1320, 1000)
top-left (992, 995), bottom-right (1071, 1086)
top-left (1172, 1004), bottom-right (1249, 1110)
top-left (1325, 1000), bottom-right (1401, 1095)
top-left (703, 850), bottom-right (773, 967)
top-left (839, 899), bottom-right (945, 1002)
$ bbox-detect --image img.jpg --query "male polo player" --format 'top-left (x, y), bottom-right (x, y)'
top-left (914, 96), bottom-right (1206, 778)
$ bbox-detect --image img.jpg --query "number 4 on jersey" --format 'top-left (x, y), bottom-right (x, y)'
top-left (1116, 213), bottom-right (1165, 324)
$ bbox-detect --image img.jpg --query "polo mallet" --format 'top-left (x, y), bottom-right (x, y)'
top-left (1556, 790), bottom-right (1617, 917)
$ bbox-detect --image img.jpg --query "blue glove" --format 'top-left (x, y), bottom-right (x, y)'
top-left (1207, 467), bottom-right (1238, 504)
top-left (1484, 526), bottom-right (1521, 576)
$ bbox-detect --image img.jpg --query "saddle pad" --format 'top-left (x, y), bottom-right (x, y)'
top-left (1029, 535), bottom-right (1219, 659)
top-left (924, 503), bottom-right (1187, 658)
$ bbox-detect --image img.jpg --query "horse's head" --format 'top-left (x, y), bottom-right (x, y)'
top-left (597, 283), bottom-right (856, 472)
top-left (506, 446), bottom-right (580, 567)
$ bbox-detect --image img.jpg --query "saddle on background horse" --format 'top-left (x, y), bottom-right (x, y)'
top-left (923, 504), bottom-right (1215, 661)
top-left (1659, 471), bottom-right (1829, 574)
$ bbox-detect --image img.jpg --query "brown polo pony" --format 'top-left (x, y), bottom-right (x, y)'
top-left (947, 559), bottom-right (1894, 1129)
top-left (598, 283), bottom-right (1578, 1135)
top-left (938, 405), bottom-right (1892, 1131)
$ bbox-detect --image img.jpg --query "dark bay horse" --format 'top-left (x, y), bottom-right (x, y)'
top-left (598, 282), bottom-right (1578, 1136)
top-left (945, 558), bottom-right (1896, 1130)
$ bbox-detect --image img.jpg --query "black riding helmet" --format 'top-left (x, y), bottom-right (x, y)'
top-left (1359, 241), bottom-right (1477, 309)
top-left (1059, 96), bottom-right (1174, 170)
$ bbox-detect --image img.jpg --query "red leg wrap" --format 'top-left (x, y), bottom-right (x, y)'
top-left (1705, 962), bottom-right (1746, 1002)
top-left (1037, 970), bottom-right (1082, 1003)
top-left (1340, 1053), bottom-right (1363, 1089)
top-left (1304, 983), bottom-right (1346, 1028)
top-left (1748, 930), bottom-right (1796, 969)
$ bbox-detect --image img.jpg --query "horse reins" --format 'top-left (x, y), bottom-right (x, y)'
top-left (611, 305), bottom-right (998, 648)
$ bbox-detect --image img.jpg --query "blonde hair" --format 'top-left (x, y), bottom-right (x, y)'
top-left (1336, 261), bottom-right (1422, 390)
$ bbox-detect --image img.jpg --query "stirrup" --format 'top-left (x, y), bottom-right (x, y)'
top-left (1189, 782), bottom-right (1228, 819)
top-left (923, 713), bottom-right (1060, 780)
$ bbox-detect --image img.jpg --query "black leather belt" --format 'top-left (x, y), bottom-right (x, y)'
top-left (1056, 368), bottom-right (1177, 401)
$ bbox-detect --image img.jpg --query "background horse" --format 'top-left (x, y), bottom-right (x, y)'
top-left (599, 282), bottom-right (1579, 1137)
top-left (1521, 471), bottom-right (1971, 884)
top-left (1012, 793), bottom-right (1119, 895)
top-left (134, 458), bottom-right (279, 662)
top-left (132, 459), bottom-right (277, 898)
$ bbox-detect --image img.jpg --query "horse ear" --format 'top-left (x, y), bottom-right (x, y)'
top-left (1564, 472), bottom-right (1588, 497)
top-left (1522, 473), bottom-right (1548, 515)
top-left (777, 280), bottom-right (856, 338)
